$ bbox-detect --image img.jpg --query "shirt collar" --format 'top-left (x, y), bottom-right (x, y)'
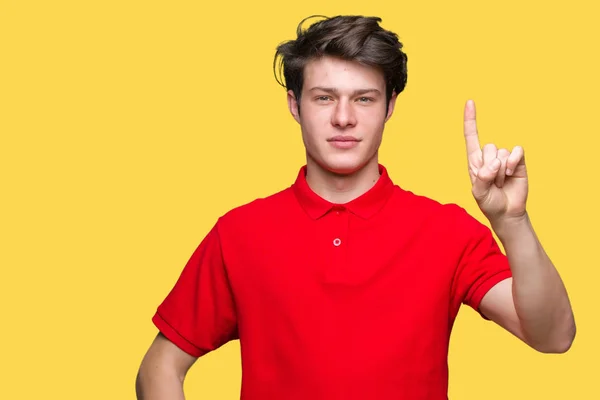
top-left (291, 164), bottom-right (395, 220)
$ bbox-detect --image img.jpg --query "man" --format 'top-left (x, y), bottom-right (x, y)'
top-left (136, 15), bottom-right (575, 400)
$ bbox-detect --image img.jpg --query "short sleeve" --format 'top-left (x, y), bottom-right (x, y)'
top-left (451, 208), bottom-right (513, 317)
top-left (152, 221), bottom-right (238, 357)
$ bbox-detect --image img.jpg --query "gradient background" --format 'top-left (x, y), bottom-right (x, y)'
top-left (1, 0), bottom-right (598, 399)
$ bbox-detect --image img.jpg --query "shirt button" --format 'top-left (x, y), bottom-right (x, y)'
top-left (333, 238), bottom-right (341, 246)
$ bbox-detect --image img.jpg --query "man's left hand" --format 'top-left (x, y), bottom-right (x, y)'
top-left (463, 100), bottom-right (529, 225)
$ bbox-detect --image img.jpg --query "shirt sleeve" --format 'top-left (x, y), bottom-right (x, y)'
top-left (152, 220), bottom-right (238, 357)
top-left (451, 207), bottom-right (513, 318)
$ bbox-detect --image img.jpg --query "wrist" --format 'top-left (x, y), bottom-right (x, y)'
top-left (490, 212), bottom-right (532, 243)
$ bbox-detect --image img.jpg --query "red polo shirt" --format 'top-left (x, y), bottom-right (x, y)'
top-left (152, 164), bottom-right (512, 399)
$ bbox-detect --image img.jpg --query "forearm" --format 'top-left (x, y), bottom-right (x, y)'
top-left (493, 213), bottom-right (575, 353)
top-left (136, 365), bottom-right (186, 400)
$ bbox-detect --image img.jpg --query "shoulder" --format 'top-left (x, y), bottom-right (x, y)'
top-left (391, 185), bottom-right (488, 235)
top-left (215, 185), bottom-right (295, 231)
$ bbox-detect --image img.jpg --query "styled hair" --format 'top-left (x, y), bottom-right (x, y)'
top-left (273, 15), bottom-right (408, 110)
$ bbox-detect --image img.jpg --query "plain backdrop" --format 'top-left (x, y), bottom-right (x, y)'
top-left (1, 1), bottom-right (598, 399)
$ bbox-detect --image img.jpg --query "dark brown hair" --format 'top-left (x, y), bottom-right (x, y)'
top-left (273, 15), bottom-right (408, 111)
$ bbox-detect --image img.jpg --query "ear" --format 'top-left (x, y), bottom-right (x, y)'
top-left (287, 90), bottom-right (301, 123)
top-left (384, 92), bottom-right (398, 122)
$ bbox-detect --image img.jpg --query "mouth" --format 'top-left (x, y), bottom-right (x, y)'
top-left (327, 135), bottom-right (361, 143)
top-left (327, 135), bottom-right (361, 149)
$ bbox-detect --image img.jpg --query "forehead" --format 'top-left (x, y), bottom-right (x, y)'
top-left (302, 56), bottom-right (385, 92)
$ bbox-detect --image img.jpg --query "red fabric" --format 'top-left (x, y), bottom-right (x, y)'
top-left (153, 164), bottom-right (512, 399)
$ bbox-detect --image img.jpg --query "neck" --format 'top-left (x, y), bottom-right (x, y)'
top-left (305, 156), bottom-right (381, 204)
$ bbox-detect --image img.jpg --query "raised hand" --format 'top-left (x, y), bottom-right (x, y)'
top-left (463, 100), bottom-right (528, 224)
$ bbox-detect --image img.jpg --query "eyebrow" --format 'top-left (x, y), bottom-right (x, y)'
top-left (308, 87), bottom-right (382, 96)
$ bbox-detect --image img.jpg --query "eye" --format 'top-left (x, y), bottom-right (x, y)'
top-left (357, 97), bottom-right (373, 103)
top-left (316, 95), bottom-right (332, 102)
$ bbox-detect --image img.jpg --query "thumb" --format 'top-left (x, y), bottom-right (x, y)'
top-left (472, 158), bottom-right (500, 200)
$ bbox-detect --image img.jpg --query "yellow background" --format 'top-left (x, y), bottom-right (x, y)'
top-left (1, 0), bottom-right (598, 398)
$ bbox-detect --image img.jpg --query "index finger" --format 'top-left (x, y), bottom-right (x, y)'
top-left (464, 99), bottom-right (481, 156)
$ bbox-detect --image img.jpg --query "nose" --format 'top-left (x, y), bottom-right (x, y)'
top-left (331, 99), bottom-right (357, 128)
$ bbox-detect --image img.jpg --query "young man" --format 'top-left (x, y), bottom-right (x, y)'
top-left (136, 15), bottom-right (576, 400)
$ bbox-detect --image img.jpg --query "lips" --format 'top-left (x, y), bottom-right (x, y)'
top-left (327, 135), bottom-right (361, 149)
top-left (327, 135), bottom-right (360, 142)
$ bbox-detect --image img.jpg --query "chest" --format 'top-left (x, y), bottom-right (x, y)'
top-left (225, 210), bottom-right (460, 328)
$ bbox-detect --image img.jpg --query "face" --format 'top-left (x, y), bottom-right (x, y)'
top-left (288, 56), bottom-right (397, 175)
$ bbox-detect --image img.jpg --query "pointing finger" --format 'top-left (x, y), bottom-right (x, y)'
top-left (464, 100), bottom-right (481, 159)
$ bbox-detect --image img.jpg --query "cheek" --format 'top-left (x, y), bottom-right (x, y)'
top-left (299, 118), bottom-right (319, 149)
top-left (299, 111), bottom-right (328, 137)
top-left (360, 112), bottom-right (386, 137)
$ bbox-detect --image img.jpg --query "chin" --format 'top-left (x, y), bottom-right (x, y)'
top-left (319, 157), bottom-right (370, 176)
